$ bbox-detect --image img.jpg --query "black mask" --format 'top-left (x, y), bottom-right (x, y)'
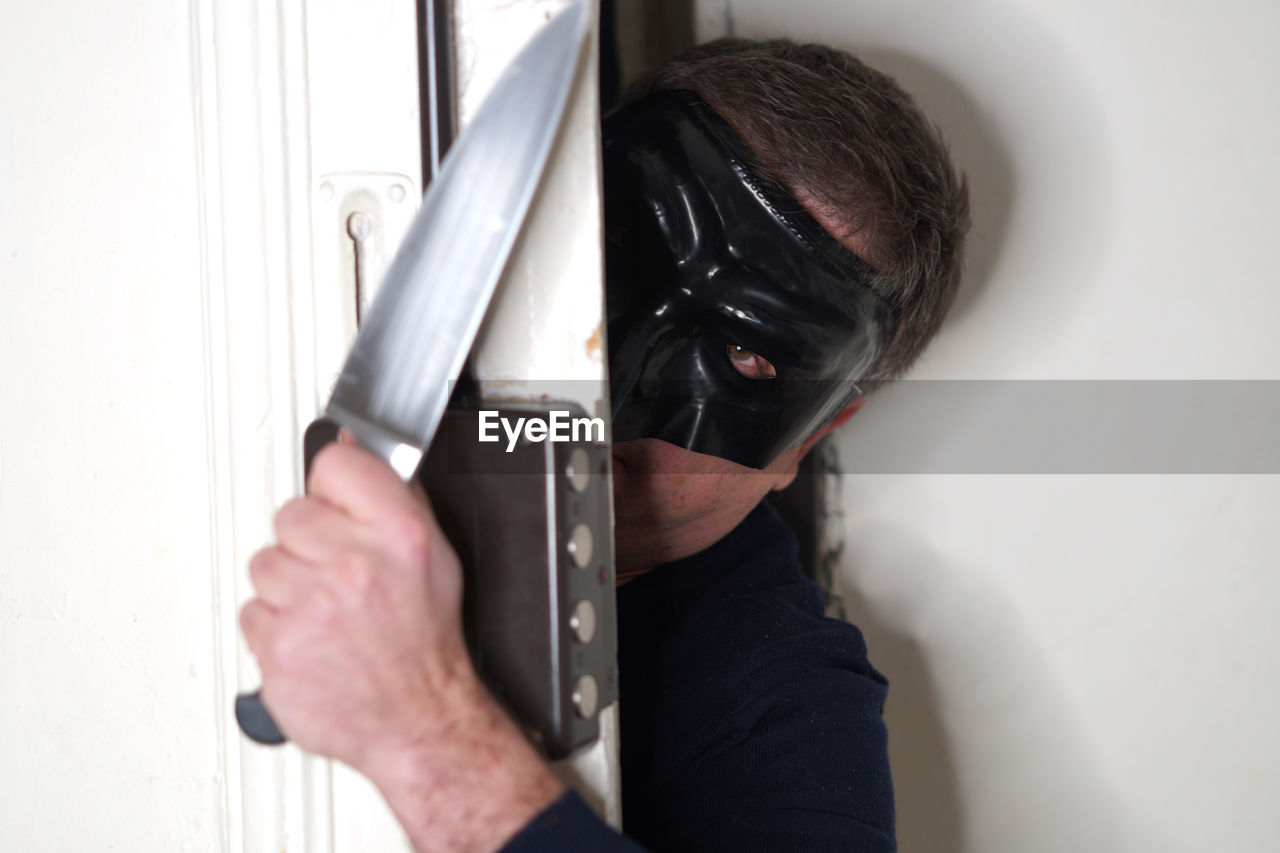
top-left (603, 91), bottom-right (900, 469)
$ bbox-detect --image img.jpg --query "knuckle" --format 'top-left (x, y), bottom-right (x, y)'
top-left (247, 548), bottom-right (275, 586)
top-left (273, 497), bottom-right (313, 539)
top-left (238, 601), bottom-right (260, 640)
top-left (240, 602), bottom-right (286, 669)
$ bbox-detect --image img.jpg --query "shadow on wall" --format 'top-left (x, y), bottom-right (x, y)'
top-left (747, 7), bottom-right (1145, 850)
top-left (834, 520), bottom-right (1130, 853)
top-left (816, 45), bottom-right (1124, 849)
top-left (847, 49), bottom-right (1013, 323)
top-left (835, 573), bottom-right (966, 850)
top-left (845, 30), bottom-right (1116, 369)
top-left (715, 1), bottom-right (1121, 368)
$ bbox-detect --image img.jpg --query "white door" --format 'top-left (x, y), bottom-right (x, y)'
top-left (0, 0), bottom-right (612, 848)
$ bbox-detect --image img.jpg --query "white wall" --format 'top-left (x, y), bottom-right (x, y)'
top-left (0, 2), bottom-right (225, 848)
top-left (0, 0), bottom-right (423, 848)
top-left (699, 1), bottom-right (1278, 851)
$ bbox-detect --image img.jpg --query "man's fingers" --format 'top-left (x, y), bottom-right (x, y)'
top-left (247, 546), bottom-right (313, 608)
top-left (273, 495), bottom-right (365, 565)
top-left (306, 441), bottom-right (421, 522)
top-left (304, 442), bottom-right (441, 570)
top-left (238, 597), bottom-right (277, 658)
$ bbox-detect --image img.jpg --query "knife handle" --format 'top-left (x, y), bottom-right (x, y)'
top-left (235, 690), bottom-right (286, 745)
top-left (234, 419), bottom-right (344, 746)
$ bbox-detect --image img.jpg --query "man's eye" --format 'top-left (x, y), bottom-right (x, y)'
top-left (726, 345), bottom-right (777, 380)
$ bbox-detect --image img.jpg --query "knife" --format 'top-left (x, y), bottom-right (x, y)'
top-left (236, 0), bottom-right (591, 746)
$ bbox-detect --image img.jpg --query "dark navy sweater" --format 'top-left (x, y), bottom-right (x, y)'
top-left (501, 502), bottom-right (895, 851)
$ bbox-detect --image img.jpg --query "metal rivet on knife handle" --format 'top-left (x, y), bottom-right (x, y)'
top-left (235, 691), bottom-right (285, 745)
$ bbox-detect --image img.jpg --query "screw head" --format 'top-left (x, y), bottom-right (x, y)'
top-left (572, 675), bottom-right (599, 718)
top-left (346, 211), bottom-right (373, 241)
top-left (566, 523), bottom-right (594, 569)
top-left (569, 599), bottom-right (597, 644)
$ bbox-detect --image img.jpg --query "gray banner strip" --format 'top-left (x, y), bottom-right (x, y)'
top-left (841, 380), bottom-right (1279, 474)
top-left (447, 380), bottom-right (1279, 474)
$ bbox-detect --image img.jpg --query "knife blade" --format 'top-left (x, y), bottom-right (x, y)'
top-left (236, 0), bottom-right (591, 746)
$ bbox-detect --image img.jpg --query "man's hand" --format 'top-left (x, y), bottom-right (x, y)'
top-left (240, 441), bottom-right (564, 852)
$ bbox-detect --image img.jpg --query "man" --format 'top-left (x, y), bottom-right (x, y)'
top-left (239, 39), bottom-right (968, 852)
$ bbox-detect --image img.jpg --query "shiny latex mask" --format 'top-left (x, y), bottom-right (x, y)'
top-left (604, 91), bottom-right (901, 469)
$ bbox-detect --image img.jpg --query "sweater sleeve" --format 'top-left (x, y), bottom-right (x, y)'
top-left (498, 790), bottom-right (648, 853)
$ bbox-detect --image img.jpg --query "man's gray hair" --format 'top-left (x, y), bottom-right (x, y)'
top-left (622, 39), bottom-right (971, 387)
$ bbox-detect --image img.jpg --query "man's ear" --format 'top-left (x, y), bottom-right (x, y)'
top-left (798, 396), bottom-right (868, 454)
top-left (768, 397), bottom-right (869, 492)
